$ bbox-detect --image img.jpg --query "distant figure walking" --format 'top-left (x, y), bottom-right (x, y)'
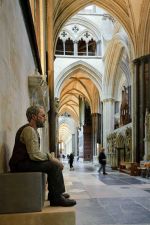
top-left (69, 153), bottom-right (74, 170)
top-left (98, 148), bottom-right (108, 175)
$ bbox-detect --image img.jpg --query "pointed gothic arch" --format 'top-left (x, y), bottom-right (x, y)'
top-left (53, 1), bottom-right (134, 57)
top-left (103, 26), bottom-right (132, 100)
top-left (55, 60), bottom-right (102, 98)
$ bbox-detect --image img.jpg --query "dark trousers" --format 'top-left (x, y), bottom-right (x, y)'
top-left (15, 160), bottom-right (65, 200)
top-left (69, 160), bottom-right (73, 168)
top-left (98, 164), bottom-right (106, 174)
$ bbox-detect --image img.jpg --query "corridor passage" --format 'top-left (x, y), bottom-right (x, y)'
top-left (63, 161), bottom-right (150, 225)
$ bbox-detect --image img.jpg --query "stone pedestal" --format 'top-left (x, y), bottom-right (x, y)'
top-left (0, 172), bottom-right (45, 214)
top-left (103, 98), bottom-right (115, 148)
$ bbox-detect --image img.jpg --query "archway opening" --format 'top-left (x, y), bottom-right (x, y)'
top-left (54, 4), bottom-right (133, 165)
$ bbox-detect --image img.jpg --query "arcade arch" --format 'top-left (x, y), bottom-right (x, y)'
top-left (54, 3), bottom-right (133, 161)
top-left (53, 1), bottom-right (134, 56)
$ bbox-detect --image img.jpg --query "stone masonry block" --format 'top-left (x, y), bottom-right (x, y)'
top-left (0, 172), bottom-right (46, 214)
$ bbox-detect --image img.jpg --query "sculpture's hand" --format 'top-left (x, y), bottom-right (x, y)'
top-left (50, 158), bottom-right (64, 170)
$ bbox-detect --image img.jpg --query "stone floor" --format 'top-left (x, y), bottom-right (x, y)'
top-left (63, 160), bottom-right (150, 225)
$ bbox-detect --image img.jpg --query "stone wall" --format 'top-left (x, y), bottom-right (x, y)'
top-left (0, 0), bottom-right (36, 172)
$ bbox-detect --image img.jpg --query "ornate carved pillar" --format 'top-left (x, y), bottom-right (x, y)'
top-left (102, 98), bottom-right (115, 148)
top-left (47, 0), bottom-right (56, 153)
top-left (133, 54), bottom-right (150, 162)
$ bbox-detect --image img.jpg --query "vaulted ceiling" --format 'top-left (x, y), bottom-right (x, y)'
top-left (53, 0), bottom-right (150, 57)
top-left (58, 71), bottom-right (99, 122)
top-left (52, 0), bottom-right (150, 144)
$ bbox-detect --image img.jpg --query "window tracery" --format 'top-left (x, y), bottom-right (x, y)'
top-left (56, 29), bottom-right (99, 56)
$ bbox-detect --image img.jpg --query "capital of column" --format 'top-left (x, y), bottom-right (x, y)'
top-left (91, 113), bottom-right (101, 117)
top-left (102, 98), bottom-right (115, 103)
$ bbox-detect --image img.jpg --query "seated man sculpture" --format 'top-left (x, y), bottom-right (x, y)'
top-left (9, 105), bottom-right (76, 207)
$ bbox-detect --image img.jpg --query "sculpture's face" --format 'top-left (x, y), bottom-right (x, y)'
top-left (36, 108), bottom-right (47, 128)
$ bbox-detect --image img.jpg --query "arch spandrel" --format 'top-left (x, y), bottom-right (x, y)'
top-left (136, 0), bottom-right (150, 56)
top-left (64, 16), bottom-right (102, 41)
top-left (103, 26), bottom-right (132, 100)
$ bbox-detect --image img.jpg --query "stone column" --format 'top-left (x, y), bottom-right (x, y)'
top-left (76, 127), bottom-right (79, 157)
top-left (39, 0), bottom-right (46, 76)
top-left (133, 55), bottom-right (150, 162)
top-left (132, 62), bottom-right (137, 162)
top-left (86, 42), bottom-right (88, 56)
top-left (91, 113), bottom-right (101, 163)
top-left (59, 142), bottom-right (63, 153)
top-left (55, 110), bottom-right (59, 157)
top-left (79, 96), bottom-right (85, 127)
top-left (92, 113), bottom-right (97, 158)
top-left (144, 109), bottom-right (150, 160)
top-left (47, 0), bottom-right (56, 153)
top-left (72, 129), bottom-right (78, 158)
top-left (63, 41), bottom-right (65, 55)
top-left (102, 98), bottom-right (115, 149)
top-left (72, 134), bottom-right (75, 154)
top-left (96, 40), bottom-right (101, 56)
top-left (92, 113), bottom-right (101, 156)
top-left (74, 41), bottom-right (78, 56)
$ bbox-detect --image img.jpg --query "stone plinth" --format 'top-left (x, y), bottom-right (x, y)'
top-left (0, 172), bottom-right (45, 214)
top-left (0, 202), bottom-right (76, 225)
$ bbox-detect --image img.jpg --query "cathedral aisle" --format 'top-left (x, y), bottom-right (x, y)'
top-left (63, 161), bottom-right (150, 225)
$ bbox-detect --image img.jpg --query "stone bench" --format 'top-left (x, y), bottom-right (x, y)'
top-left (0, 172), bottom-right (46, 214)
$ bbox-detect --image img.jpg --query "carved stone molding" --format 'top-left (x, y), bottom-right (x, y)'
top-left (107, 125), bottom-right (132, 164)
top-left (28, 72), bottom-right (49, 111)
